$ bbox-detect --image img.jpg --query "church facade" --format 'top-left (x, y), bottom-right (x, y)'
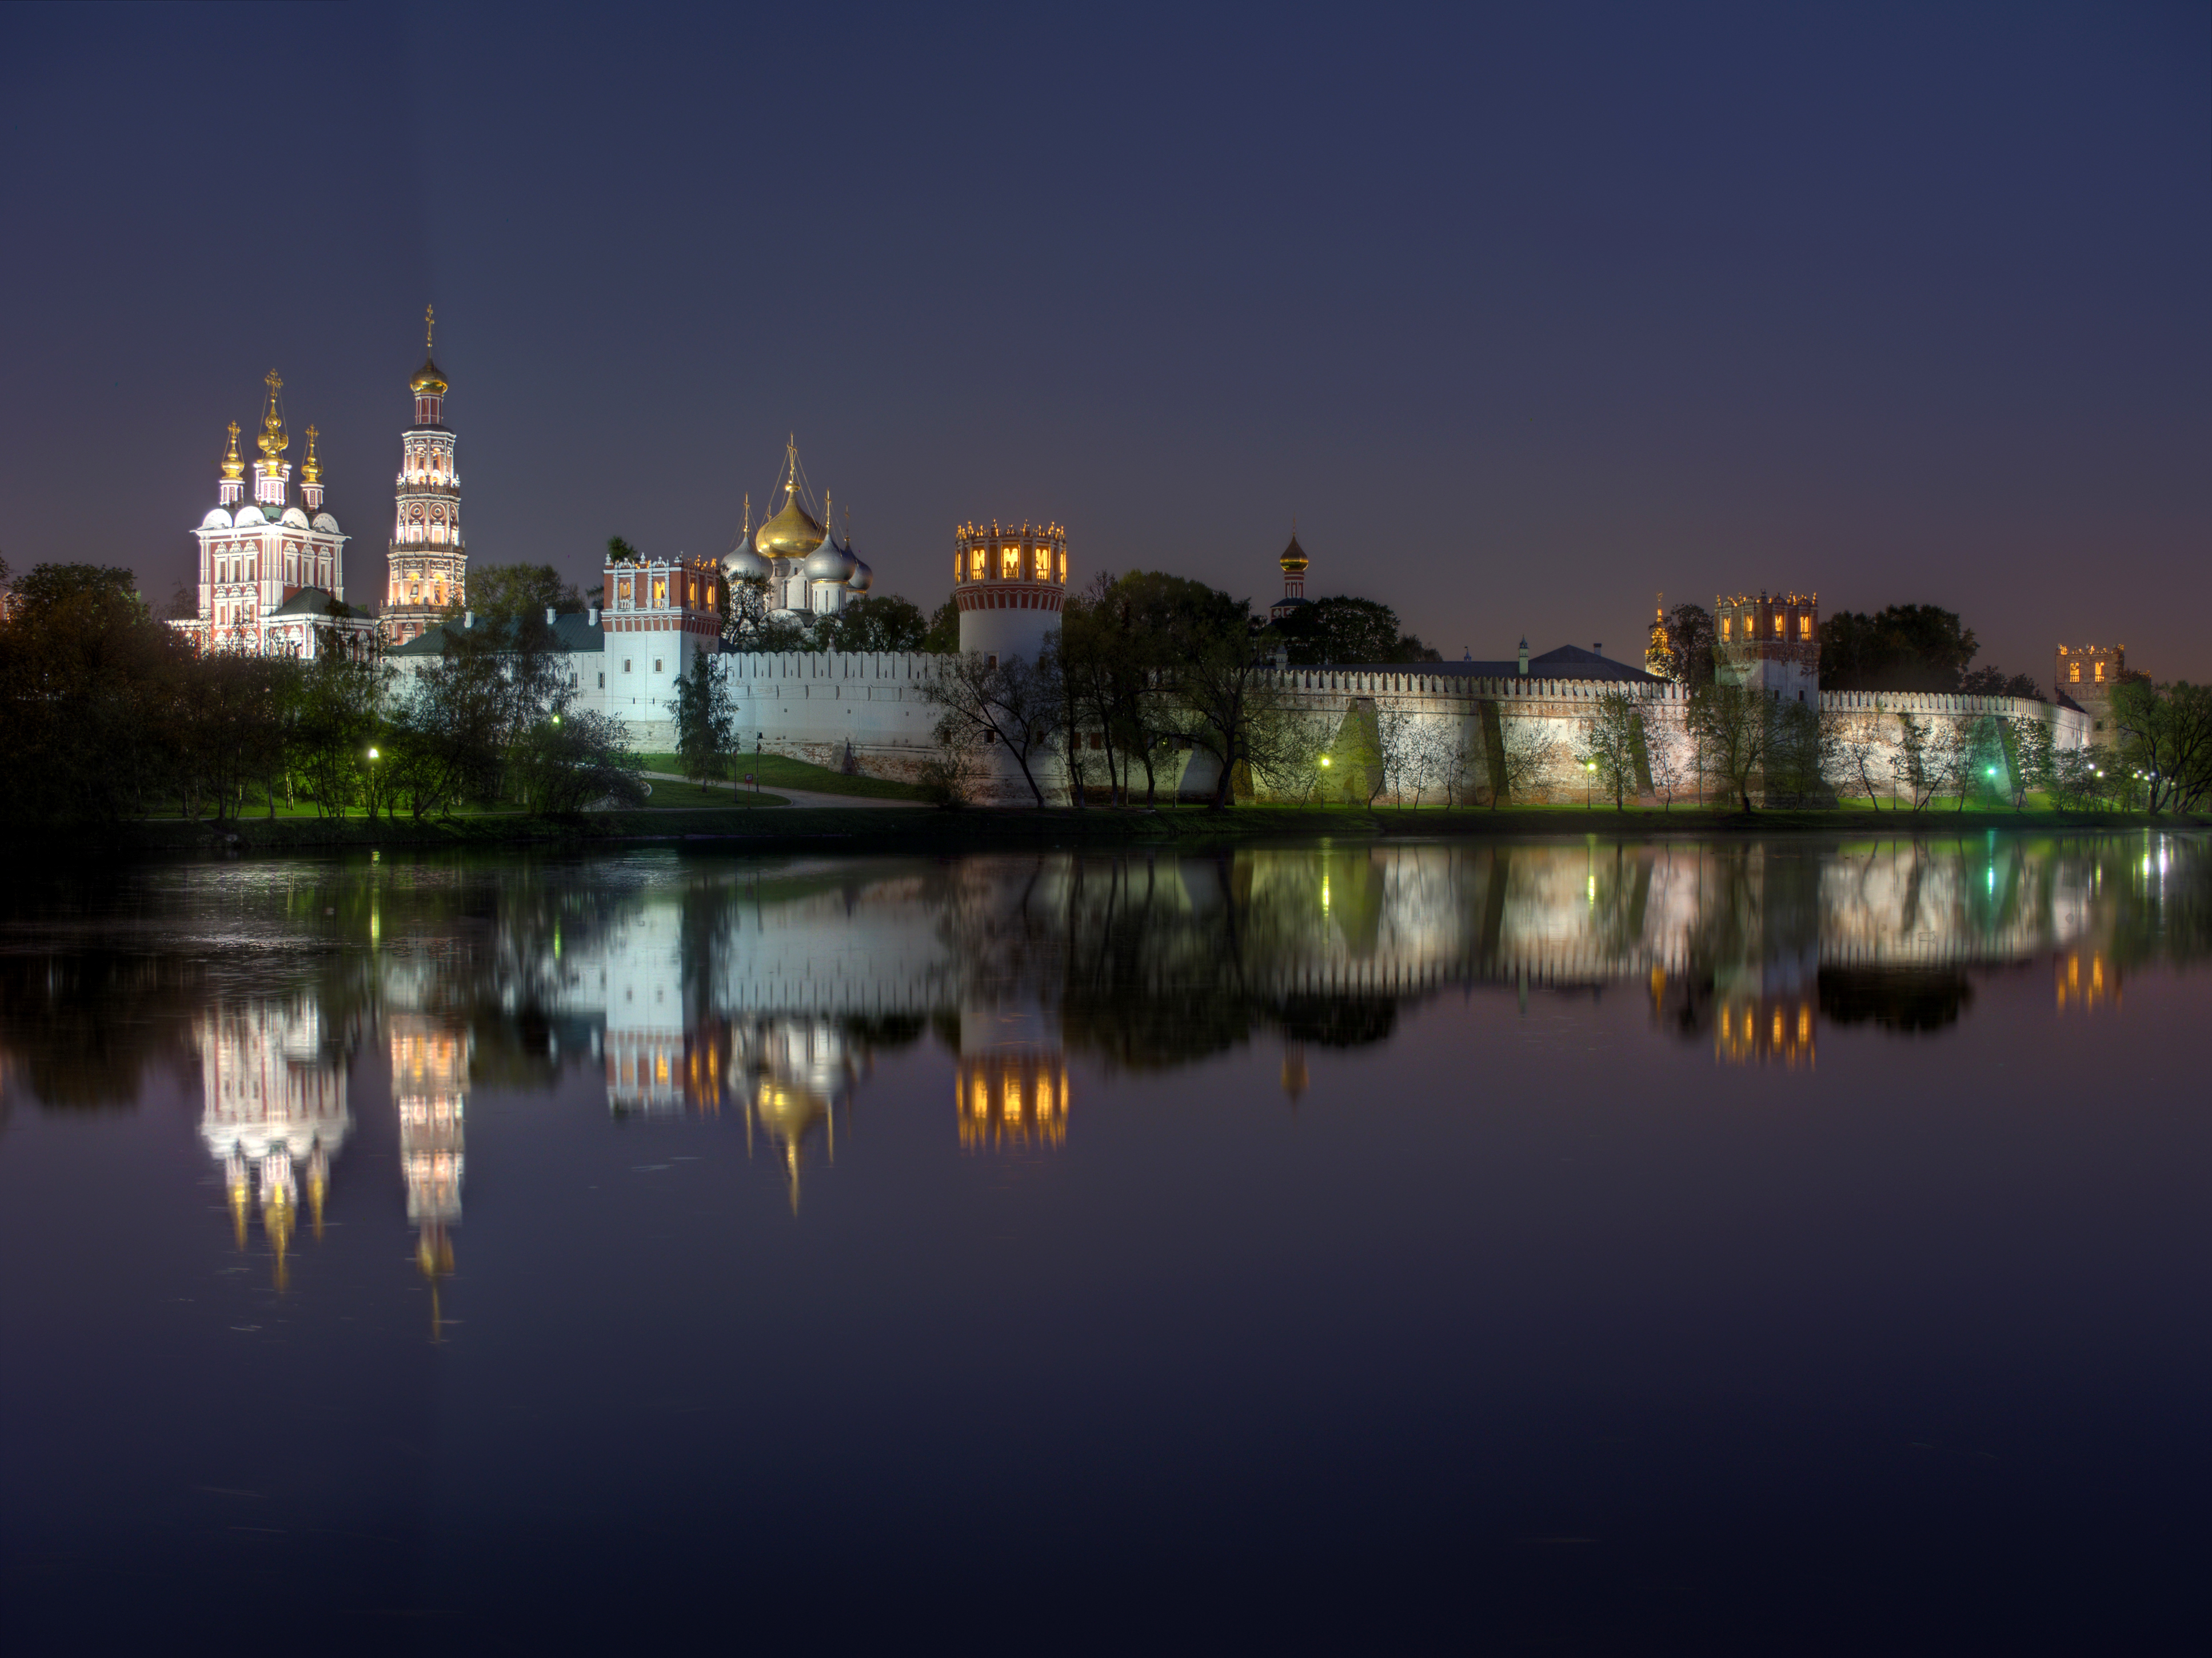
top-left (171, 369), bottom-right (377, 660)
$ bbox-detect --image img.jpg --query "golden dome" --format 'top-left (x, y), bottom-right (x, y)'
top-left (256, 370), bottom-right (288, 468)
top-left (1279, 532), bottom-right (1308, 575)
top-left (755, 488), bottom-right (825, 560)
top-left (410, 357), bottom-right (448, 396)
top-left (219, 421), bottom-right (245, 481)
top-left (300, 425), bottom-right (322, 484)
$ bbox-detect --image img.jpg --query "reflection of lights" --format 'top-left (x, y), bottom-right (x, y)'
top-left (1587, 875), bottom-right (1596, 901)
top-left (1321, 875), bottom-right (1331, 913)
top-left (1715, 996), bottom-right (1815, 1069)
top-left (957, 1055), bottom-right (1069, 1150)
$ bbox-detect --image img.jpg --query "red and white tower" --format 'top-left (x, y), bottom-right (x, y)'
top-left (382, 306), bottom-right (468, 644)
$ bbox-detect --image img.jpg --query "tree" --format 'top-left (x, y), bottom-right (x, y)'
top-left (815, 594), bottom-right (928, 654)
top-left (294, 636), bottom-right (385, 818)
top-left (1836, 707), bottom-right (1889, 811)
top-left (468, 563), bottom-right (583, 623)
top-left (1766, 700), bottom-right (1839, 806)
top-left (1819, 605), bottom-right (1979, 692)
top-left (1690, 681), bottom-right (1771, 811)
top-left (2111, 679), bottom-right (2212, 814)
top-left (1645, 722), bottom-right (1690, 811)
top-left (920, 599), bottom-right (960, 655)
top-left (1153, 587), bottom-right (1315, 808)
top-left (1574, 689), bottom-right (1646, 811)
top-left (1265, 595), bottom-right (1439, 665)
top-left (1961, 664), bottom-right (2046, 701)
top-left (509, 701), bottom-right (648, 815)
top-left (923, 646), bottom-right (1065, 807)
top-left (1655, 603), bottom-right (1716, 688)
top-left (666, 651), bottom-right (735, 786)
top-left (1888, 712), bottom-right (1958, 813)
top-left (1492, 718), bottom-right (1560, 808)
top-left (0, 563), bottom-right (189, 824)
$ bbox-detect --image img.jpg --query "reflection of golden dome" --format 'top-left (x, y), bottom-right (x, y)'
top-left (410, 357), bottom-right (448, 396)
top-left (756, 489), bottom-right (825, 560)
top-left (1279, 532), bottom-right (1308, 575)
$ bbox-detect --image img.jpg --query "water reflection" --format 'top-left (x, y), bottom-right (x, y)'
top-left (195, 998), bottom-right (352, 1284)
top-left (0, 833), bottom-right (2205, 1293)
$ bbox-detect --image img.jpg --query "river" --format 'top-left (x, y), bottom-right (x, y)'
top-left (2, 832), bottom-right (2207, 1652)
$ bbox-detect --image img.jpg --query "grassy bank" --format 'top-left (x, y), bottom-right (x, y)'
top-left (633, 752), bottom-right (929, 801)
top-left (32, 799), bottom-right (2206, 859)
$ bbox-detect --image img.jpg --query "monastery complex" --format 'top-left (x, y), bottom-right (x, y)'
top-left (173, 320), bottom-right (2109, 805)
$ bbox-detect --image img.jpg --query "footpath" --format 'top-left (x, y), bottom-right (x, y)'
top-left (637, 771), bottom-right (921, 811)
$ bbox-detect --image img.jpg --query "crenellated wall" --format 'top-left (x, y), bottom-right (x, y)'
top-left (594, 651), bottom-right (2095, 807)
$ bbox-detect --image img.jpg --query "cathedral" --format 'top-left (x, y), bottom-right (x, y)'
top-left (721, 437), bottom-right (873, 618)
top-left (174, 370), bottom-right (378, 659)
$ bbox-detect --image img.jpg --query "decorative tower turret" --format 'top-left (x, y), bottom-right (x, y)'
top-left (1715, 589), bottom-right (1820, 703)
top-left (251, 369), bottom-right (290, 508)
top-left (953, 518), bottom-right (1068, 664)
top-left (300, 425), bottom-right (325, 513)
top-left (217, 421), bottom-right (245, 508)
top-left (383, 306), bottom-right (467, 644)
top-left (1269, 524), bottom-right (1309, 622)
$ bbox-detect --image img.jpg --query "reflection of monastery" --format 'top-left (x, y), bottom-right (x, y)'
top-left (187, 837), bottom-right (2170, 1292)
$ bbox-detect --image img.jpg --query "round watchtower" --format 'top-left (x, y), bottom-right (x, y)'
top-left (954, 520), bottom-right (1067, 664)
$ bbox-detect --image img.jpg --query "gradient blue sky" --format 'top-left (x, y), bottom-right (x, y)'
top-left (3, 1), bottom-right (2206, 680)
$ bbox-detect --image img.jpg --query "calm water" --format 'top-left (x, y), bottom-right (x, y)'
top-left (3, 834), bottom-right (2208, 1653)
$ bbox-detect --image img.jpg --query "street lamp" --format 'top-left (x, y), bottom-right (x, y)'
top-left (1584, 759), bottom-right (1596, 807)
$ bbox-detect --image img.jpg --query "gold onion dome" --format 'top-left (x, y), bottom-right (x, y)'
top-left (219, 421), bottom-right (245, 481)
top-left (1279, 532), bottom-right (1308, 575)
top-left (756, 491), bottom-right (826, 560)
top-left (409, 357), bottom-right (448, 396)
top-left (300, 425), bottom-right (322, 484)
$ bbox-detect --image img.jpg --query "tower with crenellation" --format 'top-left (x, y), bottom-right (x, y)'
top-left (953, 518), bottom-right (1068, 665)
top-left (1714, 589), bottom-right (1820, 703)
top-left (2054, 643), bottom-right (2126, 743)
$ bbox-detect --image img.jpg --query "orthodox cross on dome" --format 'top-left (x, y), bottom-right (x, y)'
top-left (219, 421), bottom-right (244, 480)
top-left (425, 303), bottom-right (435, 352)
top-left (258, 370), bottom-right (288, 465)
top-left (301, 425), bottom-right (322, 483)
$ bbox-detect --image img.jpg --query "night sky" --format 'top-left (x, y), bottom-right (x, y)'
top-left (3, 2), bottom-right (2206, 680)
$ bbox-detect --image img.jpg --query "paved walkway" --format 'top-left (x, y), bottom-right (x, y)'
top-left (639, 771), bottom-right (923, 811)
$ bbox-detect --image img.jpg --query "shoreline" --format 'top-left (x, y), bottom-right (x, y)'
top-left (13, 803), bottom-right (2206, 859)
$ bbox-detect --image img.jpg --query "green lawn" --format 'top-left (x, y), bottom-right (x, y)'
top-left (636, 752), bottom-right (929, 801)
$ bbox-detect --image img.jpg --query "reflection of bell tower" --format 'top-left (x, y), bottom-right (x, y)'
top-left (195, 999), bottom-right (351, 1288)
top-left (391, 1017), bottom-right (468, 1336)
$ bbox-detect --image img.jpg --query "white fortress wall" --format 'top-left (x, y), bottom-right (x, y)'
top-left (562, 641), bottom-right (2091, 805)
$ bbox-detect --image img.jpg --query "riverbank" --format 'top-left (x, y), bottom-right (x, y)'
top-left (28, 801), bottom-right (2207, 858)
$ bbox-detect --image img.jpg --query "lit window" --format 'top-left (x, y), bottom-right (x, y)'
top-left (1057, 550), bottom-right (1067, 583)
top-left (2070, 663), bottom-right (2080, 682)
top-left (1774, 614), bottom-right (1785, 638)
top-left (1721, 616), bottom-right (1732, 640)
top-left (2094, 662), bottom-right (2104, 681)
top-left (653, 578), bottom-right (668, 608)
top-left (1034, 547), bottom-right (1051, 580)
top-left (1000, 545), bottom-right (1019, 579)
top-left (1799, 615), bottom-right (1811, 640)
top-left (970, 548), bottom-right (985, 580)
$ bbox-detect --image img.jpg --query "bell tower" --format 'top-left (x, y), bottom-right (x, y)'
top-left (382, 306), bottom-right (468, 644)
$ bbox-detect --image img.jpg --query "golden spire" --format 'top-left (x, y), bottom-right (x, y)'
top-left (219, 421), bottom-right (245, 481)
top-left (256, 369), bottom-right (287, 468)
top-left (300, 424), bottom-right (322, 484)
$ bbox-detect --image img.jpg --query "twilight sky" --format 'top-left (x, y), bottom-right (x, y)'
top-left (3, 1), bottom-right (2206, 681)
